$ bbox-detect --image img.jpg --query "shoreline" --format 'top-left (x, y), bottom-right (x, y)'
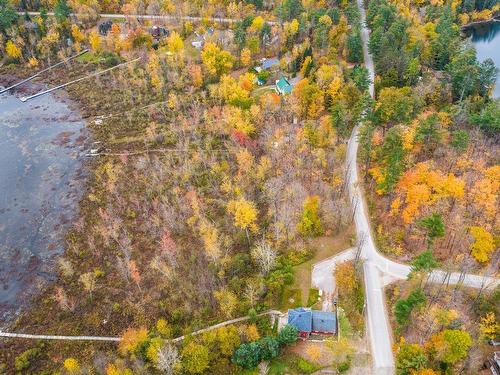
top-left (461, 14), bottom-right (500, 31)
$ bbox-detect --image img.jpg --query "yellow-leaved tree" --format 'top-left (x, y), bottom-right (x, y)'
top-left (6, 40), bottom-right (22, 59)
top-left (214, 288), bottom-right (238, 318)
top-left (71, 24), bottom-right (85, 43)
top-left (227, 197), bottom-right (258, 240)
top-left (480, 312), bottom-right (499, 340)
top-left (119, 327), bottom-right (149, 355)
top-left (166, 31), bottom-right (184, 55)
top-left (240, 48), bottom-right (251, 67)
top-left (147, 52), bottom-right (163, 91)
top-left (88, 31), bottom-right (101, 52)
top-left (469, 226), bottom-right (495, 263)
top-left (201, 42), bottom-right (234, 77)
top-left (63, 358), bottom-right (80, 373)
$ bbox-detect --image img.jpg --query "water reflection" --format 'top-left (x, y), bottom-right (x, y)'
top-left (466, 21), bottom-right (500, 98)
top-left (0, 90), bottom-right (87, 324)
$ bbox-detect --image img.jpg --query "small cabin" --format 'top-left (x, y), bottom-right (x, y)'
top-left (287, 307), bottom-right (337, 338)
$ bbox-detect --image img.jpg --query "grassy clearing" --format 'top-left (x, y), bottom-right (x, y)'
top-left (291, 229), bottom-right (354, 305)
top-left (268, 351), bottom-right (321, 375)
top-left (306, 288), bottom-right (320, 308)
top-left (280, 288), bottom-right (302, 310)
top-left (251, 85), bottom-right (275, 99)
top-left (76, 52), bottom-right (103, 64)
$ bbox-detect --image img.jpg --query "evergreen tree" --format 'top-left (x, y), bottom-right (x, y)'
top-left (379, 127), bottom-right (406, 193)
top-left (54, 0), bottom-right (71, 24)
top-left (0, 0), bottom-right (18, 34)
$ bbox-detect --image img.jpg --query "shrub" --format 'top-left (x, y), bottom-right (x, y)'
top-left (181, 342), bottom-right (209, 374)
top-left (259, 337), bottom-right (280, 361)
top-left (278, 324), bottom-right (298, 345)
top-left (119, 327), bottom-right (149, 355)
top-left (297, 358), bottom-right (319, 374)
top-left (338, 359), bottom-right (351, 373)
top-left (63, 358), bottom-right (80, 373)
top-left (232, 341), bottom-right (263, 369)
top-left (394, 288), bottom-right (426, 327)
top-left (15, 348), bottom-right (41, 371)
top-left (297, 196), bottom-right (323, 237)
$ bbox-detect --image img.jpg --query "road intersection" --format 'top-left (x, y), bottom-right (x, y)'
top-left (349, 0), bottom-right (499, 372)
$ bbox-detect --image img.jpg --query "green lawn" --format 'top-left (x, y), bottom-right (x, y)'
top-left (76, 52), bottom-right (102, 64)
top-left (290, 230), bottom-right (355, 305)
top-left (280, 288), bottom-right (302, 310)
top-left (251, 85), bottom-right (275, 99)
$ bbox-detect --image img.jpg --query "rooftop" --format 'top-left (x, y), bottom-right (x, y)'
top-left (287, 307), bottom-right (336, 334)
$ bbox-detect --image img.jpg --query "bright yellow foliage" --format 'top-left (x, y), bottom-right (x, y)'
top-left (250, 16), bottom-right (264, 32)
top-left (106, 363), bottom-right (133, 375)
top-left (319, 14), bottom-right (333, 27)
top-left (472, 9), bottom-right (492, 21)
top-left (167, 31), bottom-right (184, 54)
top-left (240, 48), bottom-right (251, 66)
top-left (156, 318), bottom-right (172, 337)
top-left (89, 31), bottom-right (101, 52)
top-left (222, 105), bottom-right (255, 135)
top-left (300, 55), bottom-right (313, 77)
top-left (316, 64), bottom-right (342, 90)
top-left (472, 165), bottom-right (499, 219)
top-left (71, 24), bottom-right (85, 43)
top-left (6, 40), bottom-right (21, 59)
top-left (214, 74), bottom-right (251, 105)
top-left (201, 42), bottom-right (234, 77)
top-left (395, 162), bottom-right (464, 223)
top-left (480, 312), bottom-right (499, 340)
top-left (292, 78), bottom-right (324, 119)
top-left (469, 226), bottom-right (495, 263)
top-left (328, 76), bottom-right (343, 101)
top-left (459, 13), bottom-right (470, 25)
top-left (284, 19), bottom-right (299, 37)
top-left (227, 198), bottom-right (258, 232)
top-left (412, 370), bottom-right (439, 375)
top-left (63, 358), bottom-right (80, 373)
top-left (147, 52), bottom-right (163, 90)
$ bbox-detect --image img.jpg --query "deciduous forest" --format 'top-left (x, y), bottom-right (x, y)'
top-left (0, 0), bottom-right (498, 373)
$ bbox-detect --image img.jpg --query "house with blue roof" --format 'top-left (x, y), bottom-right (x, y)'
top-left (287, 307), bottom-right (336, 338)
top-left (254, 57), bottom-right (280, 73)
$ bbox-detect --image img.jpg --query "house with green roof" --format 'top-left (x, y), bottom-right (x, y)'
top-left (275, 76), bottom-right (293, 95)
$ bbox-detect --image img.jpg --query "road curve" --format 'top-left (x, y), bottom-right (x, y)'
top-left (350, 0), bottom-right (499, 373)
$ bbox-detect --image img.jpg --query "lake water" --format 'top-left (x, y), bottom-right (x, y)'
top-left (468, 20), bottom-right (500, 98)
top-left (0, 87), bottom-right (87, 324)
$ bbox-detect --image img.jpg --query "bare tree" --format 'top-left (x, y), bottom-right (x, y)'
top-left (251, 240), bottom-right (278, 275)
top-left (156, 343), bottom-right (180, 375)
